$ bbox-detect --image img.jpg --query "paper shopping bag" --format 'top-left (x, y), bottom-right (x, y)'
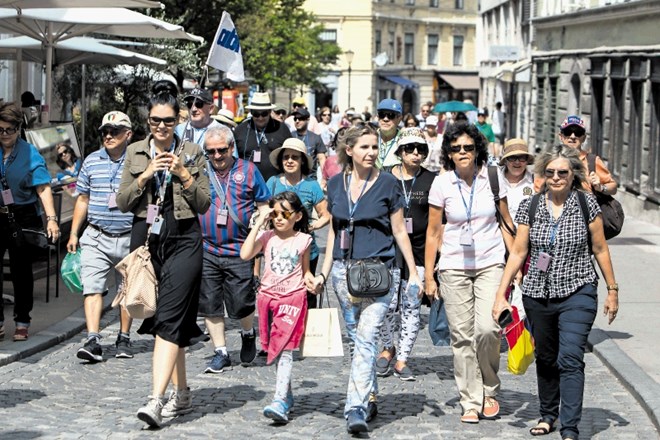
top-left (300, 307), bottom-right (344, 357)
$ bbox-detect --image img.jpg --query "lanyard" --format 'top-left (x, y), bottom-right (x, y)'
top-left (183, 122), bottom-right (208, 146)
top-left (454, 169), bottom-right (477, 224)
top-left (107, 149), bottom-right (126, 192)
top-left (0, 148), bottom-right (16, 181)
top-left (208, 163), bottom-right (233, 209)
top-left (545, 193), bottom-right (565, 249)
top-left (150, 140), bottom-right (175, 200)
top-left (398, 165), bottom-right (418, 212)
top-left (243, 123), bottom-right (267, 159)
top-left (378, 132), bottom-right (398, 165)
top-left (346, 169), bottom-right (373, 220)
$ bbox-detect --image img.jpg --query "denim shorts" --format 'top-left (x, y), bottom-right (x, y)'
top-left (198, 251), bottom-right (255, 319)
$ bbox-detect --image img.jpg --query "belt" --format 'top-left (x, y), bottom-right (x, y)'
top-left (88, 223), bottom-right (131, 238)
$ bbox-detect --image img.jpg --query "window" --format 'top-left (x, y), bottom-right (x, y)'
top-left (375, 30), bottom-right (382, 54)
top-left (452, 35), bottom-right (464, 66)
top-left (388, 31), bottom-right (395, 63)
top-left (319, 29), bottom-right (337, 43)
top-left (427, 34), bottom-right (439, 65)
top-left (406, 0), bottom-right (415, 4)
top-left (404, 33), bottom-right (414, 65)
top-left (455, 0), bottom-right (464, 9)
top-left (430, 0), bottom-right (439, 6)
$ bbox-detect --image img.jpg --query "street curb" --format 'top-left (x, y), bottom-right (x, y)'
top-left (588, 326), bottom-right (660, 432)
top-left (0, 295), bottom-right (114, 368)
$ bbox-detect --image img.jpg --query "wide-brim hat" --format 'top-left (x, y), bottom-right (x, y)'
top-left (211, 108), bottom-right (237, 127)
top-left (499, 138), bottom-right (534, 166)
top-left (246, 92), bottom-right (275, 110)
top-left (269, 138), bottom-right (314, 172)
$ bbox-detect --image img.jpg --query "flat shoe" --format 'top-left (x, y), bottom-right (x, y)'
top-left (460, 409), bottom-right (479, 424)
top-left (13, 327), bottom-right (28, 341)
top-left (530, 416), bottom-right (556, 436)
top-left (481, 396), bottom-right (500, 418)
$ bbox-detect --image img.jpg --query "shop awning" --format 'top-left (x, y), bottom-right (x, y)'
top-left (437, 73), bottom-right (480, 90)
top-left (380, 75), bottom-right (419, 89)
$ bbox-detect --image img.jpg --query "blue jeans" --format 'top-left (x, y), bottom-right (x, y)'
top-left (331, 260), bottom-right (400, 418)
top-left (523, 283), bottom-right (598, 440)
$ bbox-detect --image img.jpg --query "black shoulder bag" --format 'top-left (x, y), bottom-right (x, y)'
top-left (586, 154), bottom-right (624, 240)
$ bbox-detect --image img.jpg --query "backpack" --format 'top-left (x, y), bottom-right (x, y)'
top-left (528, 191), bottom-right (592, 253)
top-left (586, 154), bottom-right (624, 240)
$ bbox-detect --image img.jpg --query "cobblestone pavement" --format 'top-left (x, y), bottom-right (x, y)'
top-left (0, 303), bottom-right (658, 440)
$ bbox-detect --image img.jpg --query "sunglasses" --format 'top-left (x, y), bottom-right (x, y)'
top-left (321, 113), bottom-right (330, 117)
top-left (251, 111), bottom-right (270, 118)
top-left (148, 116), bottom-right (177, 127)
top-left (561, 126), bottom-right (586, 137)
top-left (449, 144), bottom-right (476, 153)
top-left (544, 168), bottom-right (570, 179)
top-left (206, 147), bottom-right (230, 156)
top-left (274, 110), bottom-right (287, 116)
top-left (283, 154), bottom-right (301, 161)
top-left (506, 155), bottom-right (529, 163)
top-left (185, 99), bottom-right (207, 110)
top-left (378, 111), bottom-right (399, 120)
top-left (0, 126), bottom-right (19, 135)
top-left (269, 209), bottom-right (296, 220)
top-left (294, 117), bottom-right (309, 122)
top-left (57, 151), bottom-right (70, 157)
top-left (401, 143), bottom-right (429, 156)
top-left (99, 126), bottom-right (126, 138)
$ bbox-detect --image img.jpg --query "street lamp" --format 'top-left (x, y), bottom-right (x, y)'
top-left (345, 49), bottom-right (355, 108)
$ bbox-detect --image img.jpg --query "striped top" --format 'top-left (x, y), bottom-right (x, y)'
top-left (199, 159), bottom-right (271, 257)
top-left (428, 166), bottom-right (507, 270)
top-left (76, 148), bottom-right (134, 234)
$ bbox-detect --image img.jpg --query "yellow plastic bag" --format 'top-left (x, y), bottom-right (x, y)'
top-left (505, 316), bottom-right (535, 375)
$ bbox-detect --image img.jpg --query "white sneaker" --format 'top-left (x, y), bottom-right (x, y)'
top-left (162, 387), bottom-right (193, 418)
top-left (136, 396), bottom-right (164, 428)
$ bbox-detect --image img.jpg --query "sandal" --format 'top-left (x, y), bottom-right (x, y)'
top-left (13, 327), bottom-right (28, 342)
top-left (481, 396), bottom-right (500, 419)
top-left (460, 409), bottom-right (479, 424)
top-left (530, 416), bottom-right (556, 436)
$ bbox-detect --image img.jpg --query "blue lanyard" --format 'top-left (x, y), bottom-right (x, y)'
top-left (107, 149), bottom-right (125, 192)
top-left (378, 132), bottom-right (398, 164)
top-left (454, 169), bottom-right (477, 224)
top-left (208, 163), bottom-right (232, 208)
top-left (346, 169), bottom-right (373, 219)
top-left (545, 193), bottom-right (565, 249)
top-left (0, 148), bottom-right (16, 181)
top-left (398, 165), bottom-right (418, 212)
top-left (150, 140), bottom-right (175, 200)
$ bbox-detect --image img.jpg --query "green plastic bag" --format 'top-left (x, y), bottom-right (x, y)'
top-left (61, 249), bottom-right (83, 294)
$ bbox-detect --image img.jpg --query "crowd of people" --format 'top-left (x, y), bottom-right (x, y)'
top-left (0, 86), bottom-right (621, 439)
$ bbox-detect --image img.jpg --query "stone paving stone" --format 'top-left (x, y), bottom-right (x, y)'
top-left (0, 305), bottom-right (658, 439)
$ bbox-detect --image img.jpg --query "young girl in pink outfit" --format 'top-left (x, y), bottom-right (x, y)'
top-left (240, 191), bottom-right (314, 424)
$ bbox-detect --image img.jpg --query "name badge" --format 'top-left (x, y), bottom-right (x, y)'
top-left (459, 224), bottom-right (474, 247)
top-left (537, 251), bottom-right (552, 272)
top-left (146, 204), bottom-right (160, 224)
top-left (340, 229), bottom-right (350, 250)
top-left (253, 150), bottom-right (262, 163)
top-left (1, 189), bottom-right (14, 205)
top-left (107, 193), bottom-right (117, 209)
top-left (151, 215), bottom-right (164, 235)
top-left (405, 217), bottom-right (413, 234)
top-left (217, 208), bottom-right (228, 226)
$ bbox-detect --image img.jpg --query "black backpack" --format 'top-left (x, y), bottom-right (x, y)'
top-left (586, 154), bottom-right (624, 240)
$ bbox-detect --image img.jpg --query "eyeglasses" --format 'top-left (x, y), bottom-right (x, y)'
top-left (0, 126), bottom-right (19, 135)
top-left (251, 111), bottom-right (270, 118)
top-left (294, 117), bottom-right (309, 122)
top-left (185, 99), bottom-right (207, 110)
top-left (269, 209), bottom-right (296, 220)
top-left (401, 143), bottom-right (429, 156)
top-left (449, 144), bottom-right (476, 153)
top-left (544, 168), bottom-right (570, 179)
top-left (506, 155), bottom-right (529, 163)
top-left (274, 110), bottom-right (287, 116)
top-left (283, 154), bottom-right (301, 161)
top-left (321, 113), bottom-right (330, 117)
top-left (561, 126), bottom-right (586, 137)
top-left (99, 126), bottom-right (126, 138)
top-left (378, 111), bottom-right (399, 121)
top-left (148, 116), bottom-right (177, 127)
top-left (206, 147), bottom-right (230, 156)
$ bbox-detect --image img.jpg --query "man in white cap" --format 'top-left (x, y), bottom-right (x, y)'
top-left (67, 111), bottom-right (135, 362)
top-left (234, 92), bottom-right (292, 181)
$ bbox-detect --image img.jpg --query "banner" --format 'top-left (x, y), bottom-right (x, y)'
top-left (206, 11), bottom-right (245, 82)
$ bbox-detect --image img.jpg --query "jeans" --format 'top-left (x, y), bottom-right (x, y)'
top-left (331, 260), bottom-right (400, 417)
top-left (523, 283), bottom-right (598, 440)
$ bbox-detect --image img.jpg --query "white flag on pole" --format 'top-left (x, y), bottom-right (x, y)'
top-left (206, 11), bottom-right (245, 82)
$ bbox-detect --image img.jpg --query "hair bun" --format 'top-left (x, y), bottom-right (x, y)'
top-left (151, 80), bottom-right (178, 99)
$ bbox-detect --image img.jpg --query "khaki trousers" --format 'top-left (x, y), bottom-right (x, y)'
top-left (439, 264), bottom-right (503, 413)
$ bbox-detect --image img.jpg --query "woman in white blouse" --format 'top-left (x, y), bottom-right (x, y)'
top-left (500, 138), bottom-right (535, 220)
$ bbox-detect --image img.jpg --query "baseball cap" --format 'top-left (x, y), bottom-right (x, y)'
top-left (273, 103), bottom-right (288, 113)
top-left (560, 115), bottom-right (586, 130)
top-left (292, 108), bottom-right (311, 119)
top-left (477, 108), bottom-right (487, 116)
top-left (99, 111), bottom-right (131, 129)
top-left (377, 98), bottom-right (402, 114)
top-left (292, 97), bottom-right (306, 107)
top-left (184, 88), bottom-right (213, 104)
top-left (425, 115), bottom-right (439, 126)
top-left (397, 127), bottom-right (427, 147)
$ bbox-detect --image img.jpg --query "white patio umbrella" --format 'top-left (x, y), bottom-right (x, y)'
top-left (0, 7), bottom-right (203, 121)
top-left (0, 0), bottom-right (162, 8)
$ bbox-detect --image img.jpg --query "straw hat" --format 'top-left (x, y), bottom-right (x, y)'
top-left (269, 138), bottom-right (314, 172)
top-left (211, 108), bottom-right (237, 127)
top-left (245, 92), bottom-right (275, 110)
top-left (499, 138), bottom-right (534, 166)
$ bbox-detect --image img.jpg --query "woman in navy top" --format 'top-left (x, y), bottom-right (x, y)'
top-left (311, 124), bottom-right (423, 434)
top-left (0, 102), bottom-right (60, 342)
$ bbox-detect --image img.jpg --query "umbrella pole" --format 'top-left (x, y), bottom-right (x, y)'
top-left (15, 49), bottom-right (22, 103)
top-left (81, 64), bottom-right (86, 159)
top-left (44, 28), bottom-right (53, 125)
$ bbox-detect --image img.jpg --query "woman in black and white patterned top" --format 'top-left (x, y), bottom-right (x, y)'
top-left (491, 145), bottom-right (618, 440)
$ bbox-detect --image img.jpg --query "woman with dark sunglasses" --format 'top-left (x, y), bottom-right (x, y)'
top-left (424, 122), bottom-right (515, 424)
top-left (117, 80), bottom-right (211, 428)
top-left (55, 142), bottom-right (81, 181)
top-left (493, 145), bottom-right (618, 440)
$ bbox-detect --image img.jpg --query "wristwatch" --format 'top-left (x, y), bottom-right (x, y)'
top-left (606, 283), bottom-right (619, 292)
top-left (600, 184), bottom-right (608, 194)
top-left (47, 215), bottom-right (58, 222)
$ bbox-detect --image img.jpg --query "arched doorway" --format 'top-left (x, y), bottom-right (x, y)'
top-left (401, 88), bottom-right (417, 115)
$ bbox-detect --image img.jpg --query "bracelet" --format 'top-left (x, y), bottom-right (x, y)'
top-left (47, 215), bottom-right (58, 222)
top-left (319, 273), bottom-right (327, 283)
top-left (606, 283), bottom-right (619, 292)
top-left (181, 175), bottom-right (193, 185)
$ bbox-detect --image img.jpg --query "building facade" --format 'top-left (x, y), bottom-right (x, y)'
top-left (303, 0), bottom-right (479, 115)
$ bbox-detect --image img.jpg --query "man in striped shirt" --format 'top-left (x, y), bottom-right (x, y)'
top-left (198, 125), bottom-right (271, 373)
top-left (67, 111), bottom-right (135, 363)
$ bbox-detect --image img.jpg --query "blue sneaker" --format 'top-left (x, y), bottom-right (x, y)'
top-left (205, 351), bottom-right (231, 373)
top-left (346, 408), bottom-right (368, 433)
top-left (263, 399), bottom-right (290, 424)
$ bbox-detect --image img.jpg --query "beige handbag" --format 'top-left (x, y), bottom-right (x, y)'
top-left (112, 244), bottom-right (158, 319)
